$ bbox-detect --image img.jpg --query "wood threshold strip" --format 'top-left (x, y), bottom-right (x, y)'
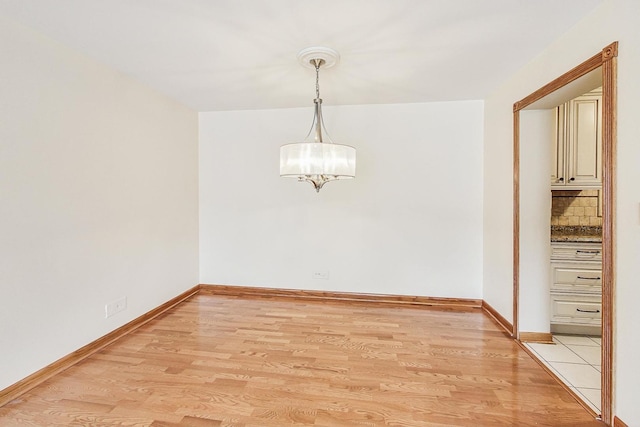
top-left (516, 340), bottom-right (598, 419)
top-left (519, 332), bottom-right (554, 344)
top-left (613, 416), bottom-right (629, 427)
top-left (199, 284), bottom-right (482, 308)
top-left (481, 300), bottom-right (513, 336)
top-left (0, 285), bottom-right (200, 408)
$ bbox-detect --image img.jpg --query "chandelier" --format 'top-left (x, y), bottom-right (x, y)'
top-left (279, 47), bottom-right (356, 192)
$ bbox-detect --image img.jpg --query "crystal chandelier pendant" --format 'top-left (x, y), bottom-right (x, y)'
top-left (279, 47), bottom-right (356, 192)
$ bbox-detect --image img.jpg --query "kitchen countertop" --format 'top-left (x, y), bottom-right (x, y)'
top-left (551, 226), bottom-right (602, 243)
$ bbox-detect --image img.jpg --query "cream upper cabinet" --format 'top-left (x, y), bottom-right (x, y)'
top-left (551, 88), bottom-right (602, 188)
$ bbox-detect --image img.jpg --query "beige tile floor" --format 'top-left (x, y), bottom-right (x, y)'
top-left (525, 334), bottom-right (601, 413)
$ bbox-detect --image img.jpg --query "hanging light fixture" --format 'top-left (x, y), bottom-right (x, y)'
top-left (280, 47), bottom-right (356, 192)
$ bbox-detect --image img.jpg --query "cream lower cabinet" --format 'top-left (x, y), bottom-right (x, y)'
top-left (550, 242), bottom-right (602, 333)
top-left (550, 294), bottom-right (601, 327)
top-left (551, 88), bottom-right (602, 189)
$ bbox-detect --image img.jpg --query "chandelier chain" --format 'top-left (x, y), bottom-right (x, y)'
top-left (315, 60), bottom-right (320, 99)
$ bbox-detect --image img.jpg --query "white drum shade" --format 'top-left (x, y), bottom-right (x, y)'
top-left (280, 142), bottom-right (356, 178)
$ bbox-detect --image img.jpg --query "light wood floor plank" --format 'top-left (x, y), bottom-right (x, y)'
top-left (0, 293), bottom-right (603, 426)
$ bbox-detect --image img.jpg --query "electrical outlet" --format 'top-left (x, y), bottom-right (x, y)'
top-left (105, 297), bottom-right (127, 318)
top-left (312, 270), bottom-right (329, 280)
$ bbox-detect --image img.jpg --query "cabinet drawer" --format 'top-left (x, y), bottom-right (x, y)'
top-left (551, 243), bottom-right (602, 261)
top-left (552, 266), bottom-right (602, 294)
top-left (550, 294), bottom-right (602, 326)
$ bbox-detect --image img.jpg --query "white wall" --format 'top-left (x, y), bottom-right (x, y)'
top-left (483, 0), bottom-right (640, 422)
top-left (482, 96), bottom-right (514, 320)
top-left (200, 101), bottom-right (484, 299)
top-left (519, 109), bottom-right (553, 333)
top-left (0, 17), bottom-right (199, 390)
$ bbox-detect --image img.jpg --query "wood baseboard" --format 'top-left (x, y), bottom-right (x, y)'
top-left (481, 300), bottom-right (513, 336)
top-left (516, 340), bottom-right (598, 419)
top-left (0, 285), bottom-right (200, 408)
top-left (614, 416), bottom-right (629, 427)
top-left (199, 284), bottom-right (482, 309)
top-left (519, 332), bottom-right (554, 344)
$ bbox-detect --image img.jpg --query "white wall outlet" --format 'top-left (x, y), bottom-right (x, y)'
top-left (312, 270), bottom-right (329, 280)
top-left (105, 296), bottom-right (127, 318)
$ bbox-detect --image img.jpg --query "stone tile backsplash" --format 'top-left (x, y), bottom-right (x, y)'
top-left (551, 189), bottom-right (602, 227)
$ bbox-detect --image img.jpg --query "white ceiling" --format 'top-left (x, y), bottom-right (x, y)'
top-left (0, 0), bottom-right (602, 112)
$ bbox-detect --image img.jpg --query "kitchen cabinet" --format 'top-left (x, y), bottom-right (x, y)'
top-left (550, 242), bottom-right (602, 334)
top-left (551, 88), bottom-right (602, 188)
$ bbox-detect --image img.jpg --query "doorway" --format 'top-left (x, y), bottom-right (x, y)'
top-left (512, 42), bottom-right (617, 424)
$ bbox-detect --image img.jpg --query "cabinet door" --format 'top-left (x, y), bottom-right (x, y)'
top-left (567, 95), bottom-right (602, 186)
top-left (551, 104), bottom-right (567, 186)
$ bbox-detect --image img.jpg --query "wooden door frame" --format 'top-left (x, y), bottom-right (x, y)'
top-left (512, 42), bottom-right (617, 425)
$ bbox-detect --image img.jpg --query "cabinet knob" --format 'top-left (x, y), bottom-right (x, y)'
top-left (570, 177), bottom-right (575, 181)
top-left (558, 177), bottom-right (564, 182)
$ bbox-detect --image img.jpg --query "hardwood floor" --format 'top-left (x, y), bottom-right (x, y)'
top-left (0, 292), bottom-right (604, 426)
